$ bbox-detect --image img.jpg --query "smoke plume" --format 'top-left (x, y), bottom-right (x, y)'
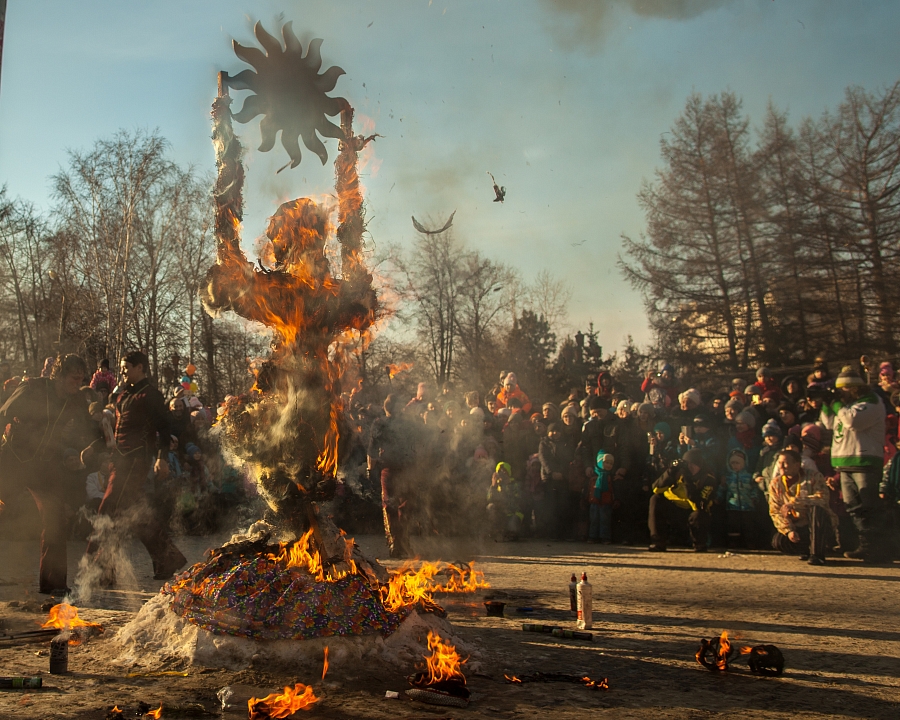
top-left (540, 0), bottom-right (732, 52)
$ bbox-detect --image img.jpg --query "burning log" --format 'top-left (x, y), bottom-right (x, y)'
top-left (406, 631), bottom-right (470, 707)
top-left (696, 631), bottom-right (735, 671)
top-left (247, 683), bottom-right (318, 719)
top-left (740, 644), bottom-right (785, 676)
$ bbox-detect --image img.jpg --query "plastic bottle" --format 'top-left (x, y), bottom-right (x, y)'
top-left (568, 574), bottom-right (577, 613)
top-left (576, 572), bottom-right (593, 630)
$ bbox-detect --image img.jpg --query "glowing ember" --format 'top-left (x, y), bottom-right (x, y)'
top-left (144, 706), bottom-right (162, 719)
top-left (582, 676), bottom-right (609, 690)
top-left (247, 683), bottom-right (318, 719)
top-left (322, 646), bottom-right (329, 680)
top-left (385, 362), bottom-right (413, 379)
top-left (109, 708), bottom-right (123, 716)
top-left (41, 604), bottom-right (104, 646)
top-left (504, 674), bottom-right (522, 683)
top-left (422, 631), bottom-right (467, 685)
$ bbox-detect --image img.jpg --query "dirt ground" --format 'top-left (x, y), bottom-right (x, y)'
top-left (0, 532), bottom-right (897, 720)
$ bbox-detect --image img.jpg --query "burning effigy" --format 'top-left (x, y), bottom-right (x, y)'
top-left (116, 22), bottom-right (481, 674)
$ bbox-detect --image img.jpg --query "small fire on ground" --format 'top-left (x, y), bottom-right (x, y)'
top-left (247, 683), bottom-right (318, 719)
top-left (423, 630), bottom-right (467, 685)
top-left (41, 603), bottom-right (104, 646)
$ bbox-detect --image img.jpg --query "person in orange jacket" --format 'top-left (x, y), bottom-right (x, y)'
top-left (495, 372), bottom-right (532, 415)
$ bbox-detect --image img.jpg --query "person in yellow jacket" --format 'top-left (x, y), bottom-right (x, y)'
top-left (648, 448), bottom-right (717, 552)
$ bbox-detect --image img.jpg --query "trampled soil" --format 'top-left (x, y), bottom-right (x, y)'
top-left (0, 533), bottom-right (896, 719)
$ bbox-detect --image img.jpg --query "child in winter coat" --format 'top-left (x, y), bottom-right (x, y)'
top-left (724, 449), bottom-right (762, 548)
top-left (588, 452), bottom-right (614, 543)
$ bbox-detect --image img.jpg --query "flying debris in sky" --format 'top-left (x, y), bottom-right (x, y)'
top-left (412, 210), bottom-right (456, 235)
top-left (487, 172), bottom-right (506, 203)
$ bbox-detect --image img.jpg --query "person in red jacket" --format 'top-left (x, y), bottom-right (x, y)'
top-left (495, 373), bottom-right (532, 415)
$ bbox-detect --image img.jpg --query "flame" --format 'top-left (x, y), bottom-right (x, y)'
top-left (322, 646), bottom-right (329, 681)
top-left (431, 564), bottom-right (489, 593)
top-left (385, 362), bottom-right (413, 379)
top-left (504, 675), bottom-right (522, 684)
top-left (740, 645), bottom-right (753, 655)
top-left (41, 604), bottom-right (104, 646)
top-left (582, 676), bottom-right (609, 690)
top-left (422, 631), bottom-right (467, 685)
top-left (267, 528), bottom-right (325, 581)
top-left (717, 631), bottom-right (731, 670)
top-left (380, 561), bottom-right (490, 613)
top-left (248, 683), bottom-right (318, 719)
top-left (110, 708), bottom-right (122, 716)
top-left (144, 706), bottom-right (162, 719)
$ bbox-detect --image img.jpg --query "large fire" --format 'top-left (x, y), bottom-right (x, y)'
top-left (247, 683), bottom-right (318, 719)
top-left (42, 603), bottom-right (104, 646)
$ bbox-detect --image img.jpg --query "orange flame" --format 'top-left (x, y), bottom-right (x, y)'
top-left (504, 674), bottom-right (522, 684)
top-left (385, 362), bottom-right (413, 379)
top-left (582, 676), bottom-right (609, 690)
top-left (380, 561), bottom-right (490, 613)
top-left (717, 631), bottom-right (731, 670)
top-left (110, 708), bottom-right (122, 716)
top-left (144, 706), bottom-right (162, 719)
top-left (422, 631), bottom-right (467, 685)
top-left (41, 604), bottom-right (104, 646)
top-left (322, 646), bottom-right (329, 681)
top-left (267, 528), bottom-right (325, 581)
top-left (248, 683), bottom-right (318, 719)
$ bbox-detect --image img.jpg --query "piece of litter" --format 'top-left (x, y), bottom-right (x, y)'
top-left (216, 686), bottom-right (234, 710)
top-left (385, 690), bottom-right (400, 699)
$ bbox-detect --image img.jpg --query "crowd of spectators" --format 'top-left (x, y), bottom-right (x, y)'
top-left (0, 357), bottom-right (244, 540)
top-left (347, 359), bottom-right (900, 564)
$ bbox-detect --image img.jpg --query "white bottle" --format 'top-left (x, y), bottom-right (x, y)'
top-left (576, 572), bottom-right (593, 630)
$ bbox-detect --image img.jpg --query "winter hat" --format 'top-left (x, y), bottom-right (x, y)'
top-left (638, 402), bottom-right (655, 416)
top-left (761, 419), bottom-right (783, 438)
top-left (879, 362), bottom-right (894, 379)
top-left (185, 442), bottom-right (201, 458)
top-left (761, 390), bottom-right (780, 402)
top-left (469, 407), bottom-right (485, 421)
top-left (678, 388), bottom-right (702, 407)
top-left (735, 409), bottom-right (757, 429)
top-left (653, 422), bottom-right (671, 440)
top-left (561, 404), bottom-right (580, 420)
top-left (727, 448), bottom-right (747, 463)
top-left (547, 422), bottom-right (561, 433)
top-left (497, 407), bottom-right (512, 418)
top-left (724, 398), bottom-right (743, 414)
top-left (616, 400), bottom-right (629, 414)
top-left (495, 461), bottom-right (512, 477)
top-left (800, 424), bottom-right (822, 453)
top-left (542, 402), bottom-right (558, 414)
top-left (692, 413), bottom-right (712, 428)
top-left (757, 367), bottom-right (772, 379)
top-left (473, 446), bottom-right (489, 461)
top-left (835, 365), bottom-right (866, 389)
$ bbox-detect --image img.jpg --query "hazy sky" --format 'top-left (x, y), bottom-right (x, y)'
top-left (2, 0), bottom-right (899, 353)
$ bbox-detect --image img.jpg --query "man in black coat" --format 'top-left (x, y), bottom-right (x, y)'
top-left (82, 351), bottom-right (185, 581)
top-left (0, 354), bottom-right (95, 594)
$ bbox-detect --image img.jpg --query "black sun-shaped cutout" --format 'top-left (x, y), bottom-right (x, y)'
top-left (226, 21), bottom-right (350, 168)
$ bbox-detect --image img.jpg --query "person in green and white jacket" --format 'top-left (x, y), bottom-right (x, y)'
top-left (820, 365), bottom-right (886, 561)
